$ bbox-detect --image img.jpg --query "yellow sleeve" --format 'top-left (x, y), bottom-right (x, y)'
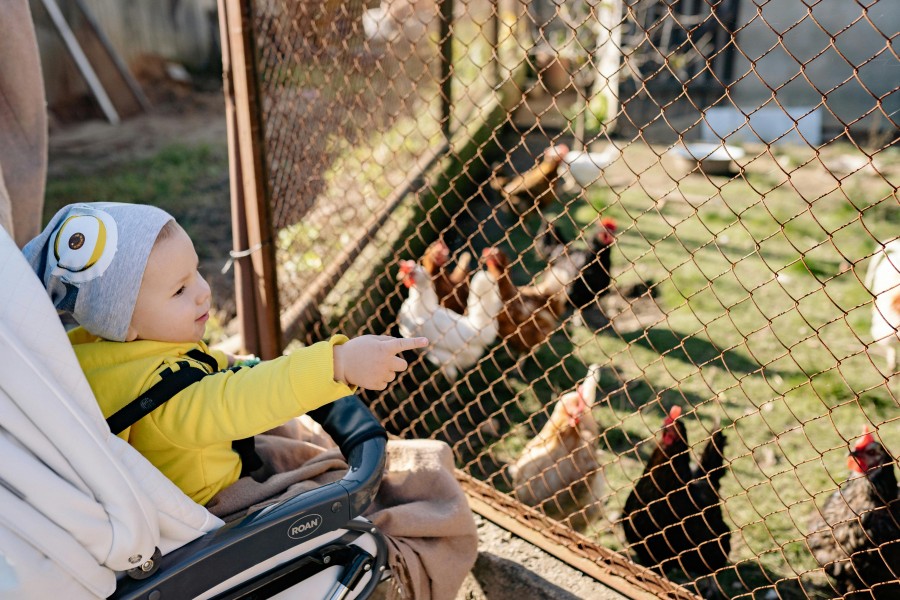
top-left (150, 336), bottom-right (353, 448)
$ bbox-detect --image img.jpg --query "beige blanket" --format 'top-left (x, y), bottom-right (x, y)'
top-left (206, 417), bottom-right (477, 600)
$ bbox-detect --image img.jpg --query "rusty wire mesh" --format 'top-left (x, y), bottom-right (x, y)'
top-left (238, 0), bottom-right (900, 596)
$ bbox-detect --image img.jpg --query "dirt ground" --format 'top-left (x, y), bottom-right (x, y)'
top-left (459, 515), bottom-right (628, 600)
top-left (47, 89), bottom-right (227, 175)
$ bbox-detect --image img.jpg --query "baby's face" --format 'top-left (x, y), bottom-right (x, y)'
top-left (126, 225), bottom-right (211, 343)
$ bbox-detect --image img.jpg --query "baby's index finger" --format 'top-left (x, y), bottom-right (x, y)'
top-left (388, 336), bottom-right (429, 354)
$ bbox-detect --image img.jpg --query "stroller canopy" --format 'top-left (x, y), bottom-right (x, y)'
top-left (0, 228), bottom-right (221, 599)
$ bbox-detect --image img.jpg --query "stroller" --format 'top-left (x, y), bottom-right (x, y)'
top-left (0, 227), bottom-right (389, 600)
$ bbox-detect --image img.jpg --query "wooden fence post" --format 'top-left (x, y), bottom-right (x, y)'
top-left (219, 0), bottom-right (282, 359)
top-left (439, 0), bottom-right (455, 140)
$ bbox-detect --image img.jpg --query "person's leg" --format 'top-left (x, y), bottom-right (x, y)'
top-left (0, 0), bottom-right (48, 247)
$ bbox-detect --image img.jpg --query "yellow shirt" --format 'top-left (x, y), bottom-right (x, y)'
top-left (69, 327), bottom-right (353, 505)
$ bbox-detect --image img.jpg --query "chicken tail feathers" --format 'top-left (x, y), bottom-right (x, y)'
top-left (697, 428), bottom-right (728, 488)
top-left (536, 221), bottom-right (570, 259)
top-left (454, 251), bottom-right (472, 275)
top-left (489, 170), bottom-right (507, 193)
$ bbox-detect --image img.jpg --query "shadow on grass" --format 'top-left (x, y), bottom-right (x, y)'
top-left (641, 559), bottom-right (835, 600)
top-left (620, 327), bottom-right (765, 377)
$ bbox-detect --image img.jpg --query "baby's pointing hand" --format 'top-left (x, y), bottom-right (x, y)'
top-left (333, 335), bottom-right (429, 390)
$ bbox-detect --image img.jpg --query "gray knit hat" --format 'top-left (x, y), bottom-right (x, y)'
top-left (22, 202), bottom-right (175, 341)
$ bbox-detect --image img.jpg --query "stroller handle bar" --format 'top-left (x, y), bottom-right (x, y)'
top-left (110, 395), bottom-right (388, 600)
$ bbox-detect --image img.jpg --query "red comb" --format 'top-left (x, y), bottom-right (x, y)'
top-left (399, 260), bottom-right (416, 274)
top-left (483, 247), bottom-right (503, 262)
top-left (855, 425), bottom-right (875, 451)
top-left (664, 405), bottom-right (682, 424)
top-left (600, 217), bottom-right (617, 232)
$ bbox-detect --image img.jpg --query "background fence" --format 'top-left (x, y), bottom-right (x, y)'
top-left (222, 0), bottom-right (900, 597)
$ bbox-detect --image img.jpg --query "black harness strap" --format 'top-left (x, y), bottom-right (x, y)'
top-left (231, 437), bottom-right (263, 477)
top-left (186, 349), bottom-right (220, 373)
top-left (105, 352), bottom-right (264, 479)
top-left (106, 362), bottom-right (204, 436)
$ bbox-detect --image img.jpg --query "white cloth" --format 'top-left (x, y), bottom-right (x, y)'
top-left (0, 228), bottom-right (221, 598)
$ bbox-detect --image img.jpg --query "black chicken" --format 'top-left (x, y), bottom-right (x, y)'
top-left (806, 427), bottom-right (900, 598)
top-left (535, 219), bottom-right (569, 261)
top-left (620, 405), bottom-right (731, 577)
top-left (568, 217), bottom-right (617, 310)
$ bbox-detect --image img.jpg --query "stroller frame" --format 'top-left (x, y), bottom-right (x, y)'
top-left (111, 395), bottom-right (390, 600)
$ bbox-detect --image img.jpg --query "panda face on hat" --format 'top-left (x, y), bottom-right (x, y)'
top-left (50, 209), bottom-right (119, 285)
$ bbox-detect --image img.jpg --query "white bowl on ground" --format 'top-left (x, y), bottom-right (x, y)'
top-left (558, 146), bottom-right (620, 189)
top-left (672, 142), bottom-right (745, 175)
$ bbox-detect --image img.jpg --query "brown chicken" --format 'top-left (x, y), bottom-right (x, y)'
top-left (620, 405), bottom-right (731, 577)
top-left (421, 239), bottom-right (472, 315)
top-left (508, 364), bottom-right (603, 529)
top-left (490, 145), bottom-right (569, 215)
top-left (806, 426), bottom-right (900, 598)
top-left (482, 247), bottom-right (563, 353)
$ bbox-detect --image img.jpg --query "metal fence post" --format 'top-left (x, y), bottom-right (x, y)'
top-left (439, 0), bottom-right (455, 139)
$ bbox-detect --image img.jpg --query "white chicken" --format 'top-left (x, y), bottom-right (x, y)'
top-left (865, 239), bottom-right (900, 373)
top-left (361, 5), bottom-right (399, 43)
top-left (558, 146), bottom-right (620, 190)
top-left (508, 363), bottom-right (604, 529)
top-left (397, 260), bottom-right (503, 381)
top-left (362, 1), bottom-right (432, 45)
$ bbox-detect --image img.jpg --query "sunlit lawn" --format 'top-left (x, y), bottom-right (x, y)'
top-left (467, 141), bottom-right (900, 598)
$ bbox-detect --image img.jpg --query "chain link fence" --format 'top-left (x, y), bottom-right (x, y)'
top-left (227, 0), bottom-right (900, 596)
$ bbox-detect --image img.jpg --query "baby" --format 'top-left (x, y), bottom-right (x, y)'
top-left (24, 202), bottom-right (427, 505)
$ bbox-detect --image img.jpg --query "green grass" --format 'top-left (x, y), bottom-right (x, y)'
top-left (361, 145), bottom-right (900, 598)
top-left (44, 144), bottom-right (231, 261)
top-left (543, 162), bottom-right (898, 597)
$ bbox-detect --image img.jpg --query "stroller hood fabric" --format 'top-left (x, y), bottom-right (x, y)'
top-left (0, 228), bottom-right (221, 598)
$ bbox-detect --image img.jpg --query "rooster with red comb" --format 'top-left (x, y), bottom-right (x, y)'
top-left (806, 426), bottom-right (900, 598)
top-left (527, 217), bottom-right (619, 317)
top-left (620, 404), bottom-right (731, 578)
top-left (396, 259), bottom-right (503, 381)
top-left (566, 217), bottom-right (617, 311)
